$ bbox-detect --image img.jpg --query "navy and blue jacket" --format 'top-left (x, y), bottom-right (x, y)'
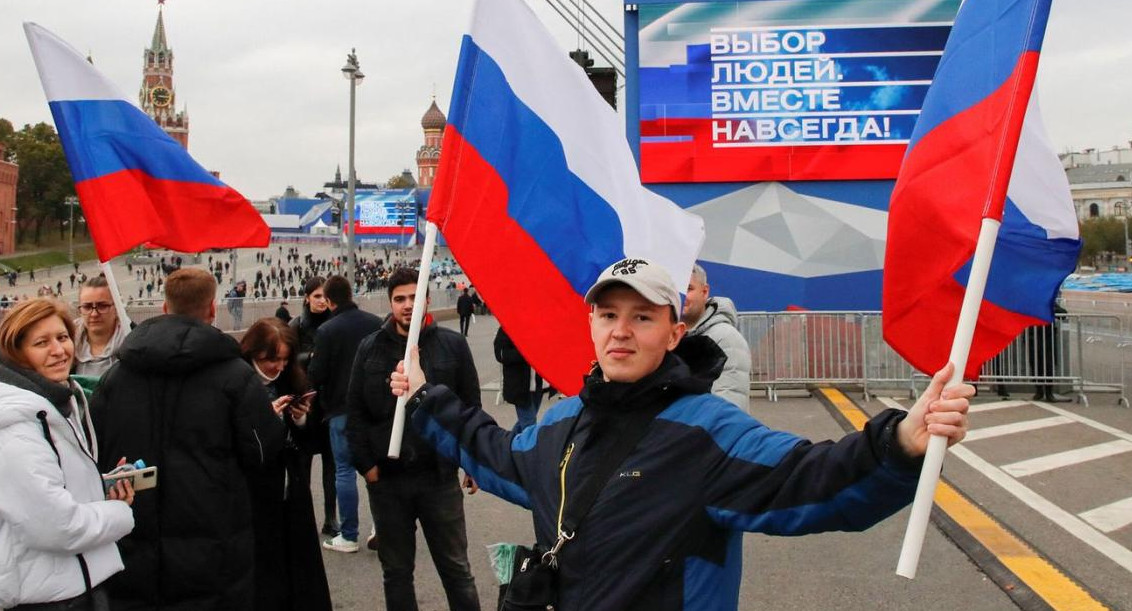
top-left (410, 337), bottom-right (922, 610)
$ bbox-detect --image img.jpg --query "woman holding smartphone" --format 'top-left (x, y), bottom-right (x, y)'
top-left (241, 317), bottom-right (331, 611)
top-left (289, 275), bottom-right (338, 536)
top-left (0, 298), bottom-right (135, 610)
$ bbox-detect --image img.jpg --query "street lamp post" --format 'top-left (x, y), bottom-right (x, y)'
top-left (342, 49), bottom-right (365, 286)
top-left (397, 200), bottom-right (410, 250)
top-left (65, 196), bottom-right (79, 264)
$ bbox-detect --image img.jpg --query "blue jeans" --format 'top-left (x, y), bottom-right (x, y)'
top-left (511, 391), bottom-right (544, 434)
top-left (327, 415), bottom-right (358, 541)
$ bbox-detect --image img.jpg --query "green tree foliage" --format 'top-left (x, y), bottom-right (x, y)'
top-left (0, 120), bottom-right (76, 246)
top-left (1079, 217), bottom-right (1128, 265)
top-left (0, 119), bottom-right (14, 155)
top-left (385, 172), bottom-right (416, 189)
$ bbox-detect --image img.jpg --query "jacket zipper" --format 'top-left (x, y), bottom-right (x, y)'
top-left (556, 442), bottom-right (575, 536)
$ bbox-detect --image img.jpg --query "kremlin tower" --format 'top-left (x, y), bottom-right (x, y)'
top-left (416, 99), bottom-right (445, 189)
top-left (139, 4), bottom-right (189, 148)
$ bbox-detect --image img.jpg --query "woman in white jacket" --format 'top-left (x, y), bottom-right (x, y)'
top-left (0, 298), bottom-right (135, 610)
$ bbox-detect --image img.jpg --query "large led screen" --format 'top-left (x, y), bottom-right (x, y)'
top-left (353, 189), bottom-right (418, 245)
top-left (638, 0), bottom-right (961, 183)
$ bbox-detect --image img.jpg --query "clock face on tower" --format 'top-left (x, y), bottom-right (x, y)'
top-left (150, 86), bottom-right (171, 108)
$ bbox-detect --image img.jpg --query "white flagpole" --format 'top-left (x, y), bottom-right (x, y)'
top-left (388, 221), bottom-right (439, 458)
top-left (99, 261), bottom-right (133, 330)
top-left (896, 216), bottom-right (1001, 579)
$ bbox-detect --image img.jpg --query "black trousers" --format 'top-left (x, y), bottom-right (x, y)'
top-left (367, 470), bottom-right (480, 611)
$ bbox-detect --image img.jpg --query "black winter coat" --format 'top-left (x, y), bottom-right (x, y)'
top-left (307, 303), bottom-right (382, 420)
top-left (346, 316), bottom-right (480, 478)
top-left (290, 305), bottom-right (333, 453)
top-left (493, 327), bottom-right (542, 405)
top-left (248, 378), bottom-right (332, 611)
top-left (91, 315), bottom-right (286, 611)
top-left (289, 305), bottom-right (330, 372)
top-left (456, 294), bottom-right (474, 317)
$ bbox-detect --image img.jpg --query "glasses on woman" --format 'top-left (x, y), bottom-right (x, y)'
top-left (78, 302), bottom-right (114, 315)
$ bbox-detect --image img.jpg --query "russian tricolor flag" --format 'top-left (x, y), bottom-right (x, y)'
top-left (24, 23), bottom-right (269, 262)
top-left (882, 0), bottom-right (1081, 379)
top-left (427, 0), bottom-right (704, 395)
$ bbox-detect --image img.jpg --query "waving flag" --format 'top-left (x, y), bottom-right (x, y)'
top-left (882, 0), bottom-right (1079, 379)
top-left (24, 23), bottom-right (269, 262)
top-left (428, 0), bottom-right (704, 395)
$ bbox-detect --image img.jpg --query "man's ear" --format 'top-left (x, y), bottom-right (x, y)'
top-left (161, 303), bottom-right (168, 314)
top-left (668, 321), bottom-right (687, 351)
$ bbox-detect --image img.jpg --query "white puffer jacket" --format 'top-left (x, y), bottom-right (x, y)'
top-left (686, 297), bottom-right (753, 412)
top-left (0, 373), bottom-right (134, 608)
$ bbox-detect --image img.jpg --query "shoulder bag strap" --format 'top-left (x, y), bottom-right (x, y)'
top-left (554, 401), bottom-right (667, 549)
top-left (36, 410), bottom-right (94, 594)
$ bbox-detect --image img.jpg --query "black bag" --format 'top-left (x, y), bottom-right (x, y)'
top-left (499, 545), bottom-right (558, 611)
top-left (498, 403), bottom-right (664, 611)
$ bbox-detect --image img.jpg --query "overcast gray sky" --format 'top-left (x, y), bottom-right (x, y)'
top-left (1, 0), bottom-right (1127, 201)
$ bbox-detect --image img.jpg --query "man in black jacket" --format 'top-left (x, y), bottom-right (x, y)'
top-left (91, 268), bottom-right (286, 610)
top-left (347, 267), bottom-right (481, 611)
top-left (456, 288), bottom-right (474, 336)
top-left (392, 257), bottom-right (973, 611)
top-left (308, 275), bottom-right (382, 553)
top-left (494, 327), bottom-right (546, 433)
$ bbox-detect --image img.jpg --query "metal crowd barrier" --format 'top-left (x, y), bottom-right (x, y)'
top-left (737, 311), bottom-right (1128, 406)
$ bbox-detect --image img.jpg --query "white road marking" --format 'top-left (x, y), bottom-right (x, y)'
top-left (1079, 497), bottom-right (1132, 534)
top-left (1001, 440), bottom-right (1132, 478)
top-left (1034, 402), bottom-right (1132, 444)
top-left (963, 416), bottom-right (1074, 442)
top-left (877, 396), bottom-right (906, 411)
top-left (968, 400), bottom-right (1030, 414)
top-left (949, 444), bottom-right (1132, 573)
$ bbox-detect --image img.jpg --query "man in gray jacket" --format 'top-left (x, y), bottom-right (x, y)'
top-left (681, 264), bottom-right (752, 411)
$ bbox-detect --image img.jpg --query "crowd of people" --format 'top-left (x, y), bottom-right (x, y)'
top-left (0, 246), bottom-right (469, 318)
top-left (0, 251), bottom-right (972, 611)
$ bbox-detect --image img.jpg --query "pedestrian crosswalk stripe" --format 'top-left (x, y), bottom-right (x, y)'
top-left (964, 415), bottom-right (1074, 442)
top-left (818, 387), bottom-right (1114, 611)
top-left (1001, 440), bottom-right (1132, 478)
top-left (1079, 497), bottom-right (1132, 534)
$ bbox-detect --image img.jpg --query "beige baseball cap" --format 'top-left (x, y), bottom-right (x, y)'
top-left (583, 257), bottom-right (681, 314)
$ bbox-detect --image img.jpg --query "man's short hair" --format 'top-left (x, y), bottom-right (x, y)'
top-left (690, 264), bottom-right (707, 285)
top-left (387, 268), bottom-right (424, 300)
top-left (80, 275), bottom-right (109, 290)
top-left (164, 268), bottom-right (216, 320)
top-left (323, 275), bottom-right (352, 307)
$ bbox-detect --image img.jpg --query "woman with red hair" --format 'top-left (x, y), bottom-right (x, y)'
top-left (240, 317), bottom-right (331, 611)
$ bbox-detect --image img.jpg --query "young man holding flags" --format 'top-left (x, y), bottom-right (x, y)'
top-left (391, 257), bottom-right (971, 610)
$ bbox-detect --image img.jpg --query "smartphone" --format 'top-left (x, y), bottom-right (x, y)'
top-left (103, 466), bottom-right (158, 491)
top-left (299, 390), bottom-right (317, 401)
